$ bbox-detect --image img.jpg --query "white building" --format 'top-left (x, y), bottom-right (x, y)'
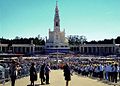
top-left (0, 41), bottom-right (44, 55)
top-left (45, 2), bottom-right (70, 54)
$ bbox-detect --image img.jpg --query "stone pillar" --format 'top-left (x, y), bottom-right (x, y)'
top-left (33, 45), bottom-right (35, 54)
top-left (29, 46), bottom-right (31, 54)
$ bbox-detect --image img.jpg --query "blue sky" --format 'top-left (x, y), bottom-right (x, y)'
top-left (0, 0), bottom-right (120, 41)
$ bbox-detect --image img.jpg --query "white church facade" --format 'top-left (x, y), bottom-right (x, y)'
top-left (45, 2), bottom-right (70, 54)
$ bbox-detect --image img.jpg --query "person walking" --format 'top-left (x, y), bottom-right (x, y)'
top-left (45, 63), bottom-right (51, 84)
top-left (40, 63), bottom-right (45, 85)
top-left (30, 62), bottom-right (37, 86)
top-left (63, 63), bottom-right (71, 86)
top-left (112, 64), bottom-right (118, 83)
top-left (99, 64), bottom-right (104, 80)
top-left (9, 60), bottom-right (17, 86)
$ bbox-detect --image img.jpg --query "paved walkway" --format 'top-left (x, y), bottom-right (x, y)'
top-left (1, 70), bottom-right (120, 86)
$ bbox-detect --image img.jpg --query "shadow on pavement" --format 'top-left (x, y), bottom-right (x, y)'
top-left (27, 84), bottom-right (41, 86)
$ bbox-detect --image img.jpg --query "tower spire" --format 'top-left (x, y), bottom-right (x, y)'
top-left (54, 0), bottom-right (60, 31)
top-left (56, 0), bottom-right (58, 7)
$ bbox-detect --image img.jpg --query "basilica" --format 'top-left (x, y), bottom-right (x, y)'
top-left (45, 2), bottom-right (69, 54)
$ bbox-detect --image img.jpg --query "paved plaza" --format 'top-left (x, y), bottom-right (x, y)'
top-left (1, 70), bottom-right (120, 86)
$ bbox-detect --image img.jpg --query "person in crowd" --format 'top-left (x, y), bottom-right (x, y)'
top-left (104, 64), bottom-right (109, 80)
top-left (85, 65), bottom-right (89, 77)
top-left (30, 62), bottom-right (37, 86)
top-left (99, 64), bottom-right (104, 80)
top-left (9, 60), bottom-right (18, 86)
top-left (89, 65), bottom-right (93, 77)
top-left (45, 63), bottom-right (51, 84)
top-left (0, 64), bottom-right (5, 85)
top-left (94, 65), bottom-right (100, 78)
top-left (107, 63), bottom-right (112, 82)
top-left (40, 63), bottom-right (46, 85)
top-left (63, 63), bottom-right (71, 86)
top-left (118, 64), bottom-right (120, 80)
top-left (112, 64), bottom-right (118, 83)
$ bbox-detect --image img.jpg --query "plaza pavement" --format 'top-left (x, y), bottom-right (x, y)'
top-left (1, 70), bottom-right (120, 86)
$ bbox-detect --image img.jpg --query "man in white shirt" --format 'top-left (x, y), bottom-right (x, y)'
top-left (106, 63), bottom-right (112, 81)
top-left (99, 64), bottom-right (104, 80)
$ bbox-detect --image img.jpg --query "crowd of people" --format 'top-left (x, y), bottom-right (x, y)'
top-left (0, 56), bottom-right (120, 86)
top-left (64, 57), bottom-right (120, 84)
top-left (73, 62), bottom-right (120, 83)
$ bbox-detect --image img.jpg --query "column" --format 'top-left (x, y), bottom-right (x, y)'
top-left (30, 46), bottom-right (31, 54)
top-left (32, 45), bottom-right (35, 54)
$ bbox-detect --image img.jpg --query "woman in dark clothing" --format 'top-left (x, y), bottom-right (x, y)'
top-left (9, 60), bottom-right (17, 86)
top-left (40, 63), bottom-right (46, 85)
top-left (30, 63), bottom-right (37, 86)
top-left (63, 63), bottom-right (71, 86)
top-left (113, 64), bottom-right (118, 83)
